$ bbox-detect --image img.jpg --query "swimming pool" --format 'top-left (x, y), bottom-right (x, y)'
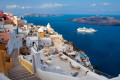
top-left (80, 53), bottom-right (85, 58)
top-left (0, 28), bottom-right (8, 30)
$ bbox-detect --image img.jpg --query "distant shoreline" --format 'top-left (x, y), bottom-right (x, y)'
top-left (66, 16), bottom-right (120, 26)
top-left (22, 14), bottom-right (63, 17)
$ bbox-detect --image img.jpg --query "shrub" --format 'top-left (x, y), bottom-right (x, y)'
top-left (19, 46), bottom-right (30, 55)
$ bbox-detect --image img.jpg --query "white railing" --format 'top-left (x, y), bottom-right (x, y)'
top-left (40, 64), bottom-right (67, 75)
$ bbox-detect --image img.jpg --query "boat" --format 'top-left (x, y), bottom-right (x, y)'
top-left (77, 27), bottom-right (97, 33)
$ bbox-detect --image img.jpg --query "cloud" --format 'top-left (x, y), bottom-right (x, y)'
top-left (6, 3), bottom-right (65, 9)
top-left (6, 5), bottom-right (19, 9)
top-left (102, 3), bottom-right (109, 6)
top-left (21, 6), bottom-right (25, 9)
top-left (39, 3), bottom-right (65, 8)
top-left (91, 4), bottom-right (96, 7)
top-left (6, 5), bottom-right (31, 9)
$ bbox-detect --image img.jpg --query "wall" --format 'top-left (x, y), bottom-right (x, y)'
top-left (10, 32), bottom-right (22, 49)
top-left (38, 32), bottom-right (44, 38)
top-left (39, 38), bottom-right (52, 47)
top-left (0, 32), bottom-right (10, 41)
top-left (5, 31), bottom-right (22, 55)
top-left (26, 36), bottom-right (38, 47)
top-left (0, 50), bottom-right (13, 77)
top-left (0, 73), bottom-right (10, 80)
top-left (7, 40), bottom-right (13, 55)
top-left (19, 55), bottom-right (33, 74)
top-left (0, 50), bottom-right (8, 77)
top-left (37, 69), bottom-right (79, 80)
top-left (5, 58), bottom-right (13, 70)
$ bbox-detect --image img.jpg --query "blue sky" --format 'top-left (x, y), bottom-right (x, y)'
top-left (0, 0), bottom-right (120, 15)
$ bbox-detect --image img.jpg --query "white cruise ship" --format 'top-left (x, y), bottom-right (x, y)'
top-left (77, 27), bottom-right (97, 33)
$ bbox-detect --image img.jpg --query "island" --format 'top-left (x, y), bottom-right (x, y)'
top-left (22, 14), bottom-right (63, 17)
top-left (66, 16), bottom-right (120, 26)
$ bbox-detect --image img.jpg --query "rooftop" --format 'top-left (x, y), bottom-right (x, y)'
top-left (40, 51), bottom-right (88, 78)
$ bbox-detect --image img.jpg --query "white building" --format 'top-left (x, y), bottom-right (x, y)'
top-left (65, 44), bottom-right (73, 51)
top-left (18, 23), bottom-right (34, 35)
top-left (21, 20), bottom-right (27, 24)
top-left (50, 35), bottom-right (67, 53)
top-left (39, 38), bottom-right (52, 47)
top-left (6, 31), bottom-right (23, 55)
top-left (28, 46), bottom-right (110, 80)
top-left (38, 27), bottom-right (44, 32)
top-left (47, 23), bottom-right (54, 34)
top-left (26, 34), bottom-right (52, 48)
top-left (26, 36), bottom-right (38, 47)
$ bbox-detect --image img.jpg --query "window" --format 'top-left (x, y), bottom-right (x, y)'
top-left (1, 38), bottom-right (4, 41)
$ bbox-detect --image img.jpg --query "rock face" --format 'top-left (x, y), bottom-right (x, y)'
top-left (67, 16), bottom-right (120, 26)
top-left (23, 14), bottom-right (63, 17)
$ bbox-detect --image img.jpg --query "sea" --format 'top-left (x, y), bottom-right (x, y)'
top-left (24, 14), bottom-right (120, 77)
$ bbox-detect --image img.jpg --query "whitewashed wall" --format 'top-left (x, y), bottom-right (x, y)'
top-left (37, 69), bottom-right (79, 80)
top-left (7, 40), bottom-right (13, 55)
top-left (39, 38), bottom-right (52, 47)
top-left (10, 32), bottom-right (22, 49)
top-left (7, 32), bottom-right (22, 55)
top-left (26, 36), bottom-right (38, 47)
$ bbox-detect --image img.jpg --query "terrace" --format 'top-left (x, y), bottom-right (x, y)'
top-left (39, 50), bottom-right (88, 78)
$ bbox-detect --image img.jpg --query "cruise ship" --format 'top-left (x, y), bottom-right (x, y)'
top-left (77, 27), bottom-right (97, 33)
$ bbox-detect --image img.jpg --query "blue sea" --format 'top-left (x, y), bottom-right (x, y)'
top-left (24, 15), bottom-right (120, 77)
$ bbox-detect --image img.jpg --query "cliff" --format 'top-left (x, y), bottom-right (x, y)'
top-left (66, 16), bottom-right (120, 26)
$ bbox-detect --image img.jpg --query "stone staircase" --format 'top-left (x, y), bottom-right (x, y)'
top-left (8, 49), bottom-right (41, 80)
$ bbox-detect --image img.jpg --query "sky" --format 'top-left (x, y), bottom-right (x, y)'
top-left (0, 0), bottom-right (120, 15)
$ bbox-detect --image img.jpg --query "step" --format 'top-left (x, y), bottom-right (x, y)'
top-left (10, 74), bottom-right (35, 80)
top-left (8, 68), bottom-right (28, 73)
top-left (8, 71), bottom-right (32, 78)
top-left (8, 49), bottom-right (41, 80)
top-left (9, 66), bottom-right (26, 71)
top-left (12, 63), bottom-right (21, 66)
top-left (8, 68), bottom-right (29, 74)
top-left (20, 76), bottom-right (41, 80)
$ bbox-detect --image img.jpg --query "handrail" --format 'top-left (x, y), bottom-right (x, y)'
top-left (94, 69), bottom-right (114, 79)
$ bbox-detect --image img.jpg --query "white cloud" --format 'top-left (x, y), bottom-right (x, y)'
top-left (102, 3), bottom-right (109, 6)
top-left (6, 5), bottom-right (19, 9)
top-left (6, 5), bottom-right (32, 9)
top-left (6, 3), bottom-right (65, 9)
top-left (39, 3), bottom-right (65, 8)
top-left (91, 4), bottom-right (96, 7)
top-left (21, 6), bottom-right (25, 9)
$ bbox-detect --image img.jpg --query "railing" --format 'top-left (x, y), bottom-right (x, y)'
top-left (19, 55), bottom-right (33, 74)
top-left (94, 69), bottom-right (114, 79)
top-left (40, 64), bottom-right (67, 75)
